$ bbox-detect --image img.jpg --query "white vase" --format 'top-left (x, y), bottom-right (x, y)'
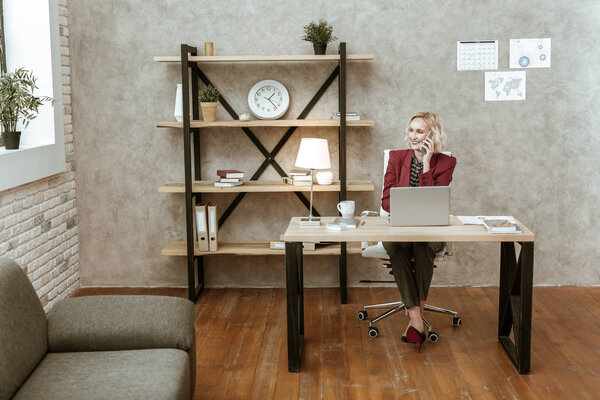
top-left (174, 84), bottom-right (183, 122)
top-left (316, 170), bottom-right (333, 185)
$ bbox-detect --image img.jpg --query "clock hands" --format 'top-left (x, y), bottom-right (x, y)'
top-left (265, 92), bottom-right (277, 109)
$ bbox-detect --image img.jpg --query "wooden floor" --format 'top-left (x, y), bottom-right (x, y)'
top-left (73, 287), bottom-right (600, 399)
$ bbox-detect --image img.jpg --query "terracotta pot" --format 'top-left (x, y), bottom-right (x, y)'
top-left (3, 131), bottom-right (21, 150)
top-left (200, 102), bottom-right (217, 122)
top-left (313, 43), bottom-right (327, 55)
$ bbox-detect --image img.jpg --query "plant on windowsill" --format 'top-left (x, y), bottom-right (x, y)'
top-left (198, 85), bottom-right (220, 122)
top-left (0, 67), bottom-right (54, 150)
top-left (302, 19), bottom-right (337, 55)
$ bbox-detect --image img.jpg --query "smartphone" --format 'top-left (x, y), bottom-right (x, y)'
top-left (419, 131), bottom-right (432, 153)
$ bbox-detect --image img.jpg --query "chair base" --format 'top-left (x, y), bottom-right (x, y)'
top-left (357, 300), bottom-right (462, 341)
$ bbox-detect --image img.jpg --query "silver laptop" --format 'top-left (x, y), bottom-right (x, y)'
top-left (390, 186), bottom-right (450, 226)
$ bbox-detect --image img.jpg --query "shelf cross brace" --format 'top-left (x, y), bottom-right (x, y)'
top-left (194, 65), bottom-right (340, 227)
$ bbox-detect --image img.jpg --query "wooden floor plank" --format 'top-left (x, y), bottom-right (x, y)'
top-left (341, 289), bottom-right (371, 400)
top-left (249, 289), bottom-right (285, 400)
top-left (425, 287), bottom-right (497, 399)
top-left (295, 289), bottom-right (323, 400)
top-left (222, 289), bottom-right (274, 400)
top-left (69, 286), bottom-right (600, 400)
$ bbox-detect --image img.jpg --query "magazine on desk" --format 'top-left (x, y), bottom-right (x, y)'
top-left (457, 215), bottom-right (521, 234)
top-left (326, 217), bottom-right (360, 231)
top-left (482, 218), bottom-right (522, 234)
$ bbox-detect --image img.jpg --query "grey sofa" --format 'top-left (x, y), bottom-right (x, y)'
top-left (0, 259), bottom-right (195, 400)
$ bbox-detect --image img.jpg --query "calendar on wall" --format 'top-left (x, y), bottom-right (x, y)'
top-left (457, 40), bottom-right (498, 71)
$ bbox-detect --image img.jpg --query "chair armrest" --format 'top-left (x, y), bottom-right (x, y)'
top-left (47, 295), bottom-right (195, 353)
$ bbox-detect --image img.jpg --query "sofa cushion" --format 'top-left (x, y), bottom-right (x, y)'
top-left (0, 259), bottom-right (48, 400)
top-left (47, 295), bottom-right (194, 353)
top-left (12, 348), bottom-right (190, 400)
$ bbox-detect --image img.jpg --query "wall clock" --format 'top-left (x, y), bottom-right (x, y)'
top-left (247, 80), bottom-right (290, 120)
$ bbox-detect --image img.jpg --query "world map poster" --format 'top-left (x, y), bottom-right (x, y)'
top-left (484, 71), bottom-right (526, 101)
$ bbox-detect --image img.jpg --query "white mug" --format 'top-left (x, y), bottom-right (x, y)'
top-left (337, 200), bottom-right (355, 219)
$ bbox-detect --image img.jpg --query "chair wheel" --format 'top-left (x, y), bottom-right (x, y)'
top-left (357, 310), bottom-right (368, 320)
top-left (368, 327), bottom-right (379, 338)
top-left (452, 317), bottom-right (462, 327)
top-left (428, 331), bottom-right (439, 343)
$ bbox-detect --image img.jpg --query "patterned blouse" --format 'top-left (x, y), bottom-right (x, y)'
top-left (410, 152), bottom-right (423, 187)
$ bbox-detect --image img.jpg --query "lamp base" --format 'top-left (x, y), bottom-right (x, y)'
top-left (299, 217), bottom-right (321, 226)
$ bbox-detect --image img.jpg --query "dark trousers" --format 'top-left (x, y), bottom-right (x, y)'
top-left (382, 241), bottom-right (445, 308)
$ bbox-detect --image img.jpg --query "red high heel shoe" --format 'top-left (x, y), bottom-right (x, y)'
top-left (405, 326), bottom-right (426, 351)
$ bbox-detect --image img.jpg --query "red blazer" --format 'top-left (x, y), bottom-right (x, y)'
top-left (381, 150), bottom-right (456, 213)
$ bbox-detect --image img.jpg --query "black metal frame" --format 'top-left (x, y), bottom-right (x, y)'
top-left (181, 45), bottom-right (204, 302)
top-left (498, 241), bottom-right (534, 374)
top-left (285, 239), bottom-right (535, 373)
top-left (178, 43), bottom-right (350, 302)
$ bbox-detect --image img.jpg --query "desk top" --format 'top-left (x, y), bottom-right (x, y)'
top-left (283, 216), bottom-right (535, 242)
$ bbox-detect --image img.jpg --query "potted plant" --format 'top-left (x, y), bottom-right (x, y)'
top-left (302, 19), bottom-right (337, 55)
top-left (198, 85), bottom-right (220, 122)
top-left (0, 67), bottom-right (53, 149)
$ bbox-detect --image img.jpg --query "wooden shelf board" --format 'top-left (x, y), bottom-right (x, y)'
top-left (161, 240), bottom-right (363, 256)
top-left (159, 180), bottom-right (374, 193)
top-left (157, 119), bottom-right (374, 128)
top-left (154, 54), bottom-right (375, 63)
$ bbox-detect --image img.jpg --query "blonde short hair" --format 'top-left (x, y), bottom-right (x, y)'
top-left (404, 111), bottom-right (446, 153)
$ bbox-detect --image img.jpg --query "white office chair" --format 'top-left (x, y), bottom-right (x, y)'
top-left (357, 150), bottom-right (462, 342)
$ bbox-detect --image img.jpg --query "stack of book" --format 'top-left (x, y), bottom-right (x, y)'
top-left (283, 169), bottom-right (312, 186)
top-left (215, 170), bottom-right (244, 187)
top-left (331, 111), bottom-right (360, 121)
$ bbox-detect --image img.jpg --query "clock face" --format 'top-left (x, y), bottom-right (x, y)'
top-left (248, 80), bottom-right (290, 120)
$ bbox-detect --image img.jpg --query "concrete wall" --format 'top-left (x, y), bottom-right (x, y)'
top-left (70, 0), bottom-right (599, 287)
top-left (0, 0), bottom-right (79, 311)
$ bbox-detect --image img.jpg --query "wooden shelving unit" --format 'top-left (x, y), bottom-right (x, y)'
top-left (161, 240), bottom-right (363, 256)
top-left (159, 180), bottom-right (374, 193)
top-left (157, 119), bottom-right (374, 128)
top-left (156, 43), bottom-right (374, 302)
top-left (154, 54), bottom-right (375, 63)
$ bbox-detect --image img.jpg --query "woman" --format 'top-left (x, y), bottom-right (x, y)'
top-left (381, 111), bottom-right (456, 347)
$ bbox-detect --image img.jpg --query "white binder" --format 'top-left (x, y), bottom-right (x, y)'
top-left (194, 204), bottom-right (209, 252)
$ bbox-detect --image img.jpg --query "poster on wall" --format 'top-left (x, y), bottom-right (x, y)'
top-left (510, 38), bottom-right (551, 68)
top-left (485, 71), bottom-right (526, 101)
top-left (457, 40), bottom-right (498, 71)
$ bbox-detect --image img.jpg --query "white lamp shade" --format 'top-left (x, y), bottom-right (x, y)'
top-left (294, 138), bottom-right (331, 169)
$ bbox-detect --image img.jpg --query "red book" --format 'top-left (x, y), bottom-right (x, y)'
top-left (217, 170), bottom-right (245, 179)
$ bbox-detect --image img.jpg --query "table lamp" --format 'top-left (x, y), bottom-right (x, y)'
top-left (294, 138), bottom-right (331, 226)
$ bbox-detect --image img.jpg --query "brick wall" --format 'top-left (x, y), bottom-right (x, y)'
top-left (0, 0), bottom-right (79, 312)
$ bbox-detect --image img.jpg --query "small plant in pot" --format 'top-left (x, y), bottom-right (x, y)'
top-left (198, 85), bottom-right (220, 122)
top-left (0, 67), bottom-right (53, 150)
top-left (302, 19), bottom-right (337, 55)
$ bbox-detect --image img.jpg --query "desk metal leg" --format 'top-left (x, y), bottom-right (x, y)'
top-left (498, 241), bottom-right (534, 374)
top-left (286, 241), bottom-right (304, 372)
top-left (339, 242), bottom-right (347, 304)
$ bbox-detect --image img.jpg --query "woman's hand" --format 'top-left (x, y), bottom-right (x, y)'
top-left (421, 137), bottom-right (434, 172)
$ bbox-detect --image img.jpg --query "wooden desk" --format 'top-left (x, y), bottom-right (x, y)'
top-left (282, 216), bottom-right (535, 374)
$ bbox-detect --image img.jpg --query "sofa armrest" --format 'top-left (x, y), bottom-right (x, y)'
top-left (47, 295), bottom-right (194, 353)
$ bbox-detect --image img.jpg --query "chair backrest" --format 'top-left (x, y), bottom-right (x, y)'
top-left (0, 259), bottom-right (48, 400)
top-left (379, 149), bottom-right (453, 217)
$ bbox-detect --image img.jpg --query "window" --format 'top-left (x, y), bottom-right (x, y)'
top-left (0, 0), bottom-right (65, 191)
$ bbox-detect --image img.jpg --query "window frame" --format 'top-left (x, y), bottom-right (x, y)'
top-left (0, 0), bottom-right (65, 191)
